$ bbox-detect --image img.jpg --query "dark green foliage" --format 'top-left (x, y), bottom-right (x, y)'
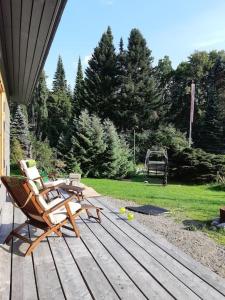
top-left (103, 120), bottom-right (134, 178)
top-left (154, 56), bottom-right (173, 121)
top-left (47, 56), bottom-right (71, 147)
top-left (170, 148), bottom-right (225, 183)
top-left (197, 57), bottom-right (225, 153)
top-left (52, 55), bottom-right (67, 93)
top-left (46, 91), bottom-right (72, 147)
top-left (11, 105), bottom-right (31, 158)
top-left (28, 71), bottom-right (49, 140)
top-left (73, 57), bottom-right (85, 116)
top-left (31, 138), bottom-right (56, 173)
top-left (10, 138), bottom-right (24, 164)
top-left (85, 26), bottom-right (117, 117)
top-left (65, 111), bottom-right (133, 178)
top-left (119, 28), bottom-right (160, 131)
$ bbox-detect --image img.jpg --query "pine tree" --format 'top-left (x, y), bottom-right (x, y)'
top-left (73, 57), bottom-right (85, 116)
top-left (85, 26), bottom-right (117, 117)
top-left (28, 71), bottom-right (49, 140)
top-left (52, 55), bottom-right (67, 93)
top-left (198, 58), bottom-right (225, 153)
top-left (47, 56), bottom-right (72, 147)
top-left (121, 28), bottom-right (160, 131)
top-left (11, 105), bottom-right (32, 158)
top-left (102, 120), bottom-right (133, 178)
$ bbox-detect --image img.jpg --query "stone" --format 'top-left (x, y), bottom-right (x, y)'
top-left (216, 222), bottom-right (225, 229)
top-left (211, 218), bottom-right (220, 226)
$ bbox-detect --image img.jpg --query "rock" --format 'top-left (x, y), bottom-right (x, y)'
top-left (216, 222), bottom-right (225, 229)
top-left (209, 226), bottom-right (217, 231)
top-left (211, 218), bottom-right (220, 226)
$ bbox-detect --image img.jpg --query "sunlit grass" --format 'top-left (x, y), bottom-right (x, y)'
top-left (82, 177), bottom-right (225, 244)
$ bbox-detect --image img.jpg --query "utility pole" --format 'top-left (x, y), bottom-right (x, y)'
top-left (189, 81), bottom-right (195, 147)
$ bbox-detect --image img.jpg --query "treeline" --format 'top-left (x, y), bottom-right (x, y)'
top-left (10, 26), bottom-right (225, 180)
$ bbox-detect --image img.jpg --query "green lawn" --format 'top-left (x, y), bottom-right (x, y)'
top-left (82, 177), bottom-right (225, 244)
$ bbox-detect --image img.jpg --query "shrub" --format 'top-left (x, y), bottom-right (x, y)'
top-left (170, 147), bottom-right (225, 183)
top-left (11, 138), bottom-right (24, 164)
top-left (31, 138), bottom-right (56, 173)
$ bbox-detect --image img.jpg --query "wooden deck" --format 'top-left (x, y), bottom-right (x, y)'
top-left (1, 196), bottom-right (225, 300)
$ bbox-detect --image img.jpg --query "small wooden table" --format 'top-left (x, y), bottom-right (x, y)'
top-left (59, 183), bottom-right (85, 201)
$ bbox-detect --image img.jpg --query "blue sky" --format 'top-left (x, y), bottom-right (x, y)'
top-left (44, 0), bottom-right (225, 89)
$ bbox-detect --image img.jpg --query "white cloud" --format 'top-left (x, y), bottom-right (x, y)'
top-left (82, 54), bottom-right (92, 66)
top-left (194, 37), bottom-right (225, 49)
top-left (100, 0), bottom-right (114, 6)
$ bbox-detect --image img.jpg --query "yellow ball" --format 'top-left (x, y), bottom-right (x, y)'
top-left (119, 207), bottom-right (126, 214)
top-left (127, 212), bottom-right (134, 221)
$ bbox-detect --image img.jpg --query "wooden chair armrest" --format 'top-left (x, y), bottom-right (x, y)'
top-left (32, 176), bottom-right (43, 181)
top-left (43, 194), bottom-right (77, 215)
top-left (39, 187), bottom-right (53, 196)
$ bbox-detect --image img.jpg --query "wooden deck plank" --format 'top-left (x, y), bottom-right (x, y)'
top-left (48, 235), bottom-right (92, 300)
top-left (78, 217), bottom-right (147, 300)
top-left (11, 208), bottom-right (38, 300)
top-left (63, 225), bottom-right (120, 300)
top-left (91, 197), bottom-right (225, 298)
top-left (0, 198), bottom-right (13, 300)
top-left (86, 198), bottom-right (201, 300)
top-left (88, 197), bottom-right (225, 300)
top-left (31, 229), bottom-right (65, 300)
top-left (80, 216), bottom-right (174, 299)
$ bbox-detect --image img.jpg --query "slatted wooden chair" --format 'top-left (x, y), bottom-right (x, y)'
top-left (1, 176), bottom-right (102, 256)
top-left (18, 159), bottom-right (85, 201)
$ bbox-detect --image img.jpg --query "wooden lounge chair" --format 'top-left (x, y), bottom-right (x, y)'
top-left (19, 159), bottom-right (84, 201)
top-left (1, 176), bottom-right (102, 256)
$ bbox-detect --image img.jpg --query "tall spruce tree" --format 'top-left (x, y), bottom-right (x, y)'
top-left (47, 56), bottom-right (72, 147)
top-left (11, 105), bottom-right (32, 157)
top-left (198, 57), bottom-right (225, 153)
top-left (73, 57), bottom-right (85, 116)
top-left (52, 55), bottom-right (67, 93)
top-left (85, 26), bottom-right (117, 118)
top-left (28, 71), bottom-right (49, 140)
top-left (121, 28), bottom-right (160, 131)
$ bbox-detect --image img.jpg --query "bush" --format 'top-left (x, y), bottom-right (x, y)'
top-left (170, 147), bottom-right (225, 183)
top-left (31, 138), bottom-right (56, 173)
top-left (65, 111), bottom-right (134, 178)
top-left (11, 137), bottom-right (24, 164)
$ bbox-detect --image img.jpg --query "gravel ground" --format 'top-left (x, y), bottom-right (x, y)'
top-left (101, 196), bottom-right (225, 279)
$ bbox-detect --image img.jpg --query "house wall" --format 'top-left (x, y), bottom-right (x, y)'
top-left (0, 73), bottom-right (10, 226)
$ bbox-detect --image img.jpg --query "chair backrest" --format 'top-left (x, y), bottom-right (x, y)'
top-left (19, 159), bottom-right (40, 181)
top-left (1, 176), bottom-right (50, 224)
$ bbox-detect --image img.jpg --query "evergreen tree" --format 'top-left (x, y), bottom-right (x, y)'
top-left (11, 105), bottom-right (32, 157)
top-left (85, 26), bottom-right (117, 117)
top-left (155, 56), bottom-right (173, 121)
top-left (47, 56), bottom-right (72, 147)
top-left (121, 28), bottom-right (160, 131)
top-left (52, 55), bottom-right (67, 93)
top-left (65, 111), bottom-right (93, 175)
top-left (102, 120), bottom-right (133, 178)
top-left (198, 58), bottom-right (225, 153)
top-left (28, 71), bottom-right (49, 140)
top-left (46, 91), bottom-right (72, 147)
top-left (73, 57), bottom-right (85, 116)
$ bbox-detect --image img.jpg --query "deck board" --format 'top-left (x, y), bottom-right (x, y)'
top-left (92, 197), bottom-right (225, 298)
top-left (0, 199), bottom-right (13, 300)
top-left (11, 208), bottom-right (38, 300)
top-left (1, 196), bottom-right (225, 300)
top-left (88, 197), bottom-right (225, 300)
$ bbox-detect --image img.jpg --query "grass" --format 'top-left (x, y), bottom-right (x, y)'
top-left (82, 177), bottom-right (225, 245)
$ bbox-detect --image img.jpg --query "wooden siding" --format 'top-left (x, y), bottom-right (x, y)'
top-left (0, 0), bottom-right (67, 104)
